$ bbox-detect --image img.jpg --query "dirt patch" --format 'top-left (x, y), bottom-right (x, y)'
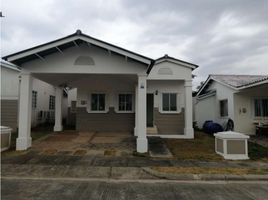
top-left (73, 149), bottom-right (87, 156)
top-left (43, 134), bottom-right (78, 142)
top-left (104, 149), bottom-right (117, 156)
top-left (43, 149), bottom-right (58, 155)
top-left (91, 136), bottom-right (125, 144)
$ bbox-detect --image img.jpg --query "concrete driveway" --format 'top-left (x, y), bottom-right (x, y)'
top-left (32, 131), bottom-right (136, 157)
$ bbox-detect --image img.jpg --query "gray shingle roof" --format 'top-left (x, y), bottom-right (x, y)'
top-left (210, 74), bottom-right (268, 88)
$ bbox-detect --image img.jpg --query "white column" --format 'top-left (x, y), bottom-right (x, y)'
top-left (16, 73), bottom-right (33, 150)
top-left (53, 87), bottom-right (63, 132)
top-left (134, 85), bottom-right (138, 136)
top-left (184, 80), bottom-right (194, 138)
top-left (136, 74), bottom-right (148, 153)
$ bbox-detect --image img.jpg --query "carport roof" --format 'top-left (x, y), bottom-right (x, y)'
top-left (2, 29), bottom-right (153, 66)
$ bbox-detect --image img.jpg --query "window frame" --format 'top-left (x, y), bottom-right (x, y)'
top-left (116, 93), bottom-right (134, 113)
top-left (49, 95), bottom-right (55, 110)
top-left (32, 90), bottom-right (37, 109)
top-left (160, 92), bottom-right (180, 114)
top-left (219, 99), bottom-right (228, 117)
top-left (87, 92), bottom-right (108, 113)
top-left (253, 98), bottom-right (268, 118)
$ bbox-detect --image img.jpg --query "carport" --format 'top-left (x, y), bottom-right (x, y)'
top-left (3, 30), bottom-right (153, 153)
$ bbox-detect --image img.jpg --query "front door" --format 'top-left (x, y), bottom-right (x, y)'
top-left (147, 93), bottom-right (154, 127)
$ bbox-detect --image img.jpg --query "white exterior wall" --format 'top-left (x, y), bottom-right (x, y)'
top-left (73, 76), bottom-right (136, 111)
top-left (195, 94), bottom-right (217, 128)
top-left (195, 81), bottom-right (236, 129)
top-left (234, 86), bottom-right (268, 135)
top-left (148, 61), bottom-right (192, 80)
top-left (68, 88), bottom-right (77, 107)
top-left (195, 80), bottom-right (268, 135)
top-left (1, 66), bottom-right (57, 127)
top-left (210, 82), bottom-right (236, 125)
top-left (31, 78), bottom-right (56, 126)
top-left (147, 80), bottom-right (185, 112)
top-left (20, 44), bottom-right (147, 75)
top-left (1, 67), bottom-right (19, 99)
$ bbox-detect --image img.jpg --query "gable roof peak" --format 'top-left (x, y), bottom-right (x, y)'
top-left (76, 29), bottom-right (82, 35)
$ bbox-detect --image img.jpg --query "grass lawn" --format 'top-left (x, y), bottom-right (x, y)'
top-left (165, 131), bottom-right (268, 161)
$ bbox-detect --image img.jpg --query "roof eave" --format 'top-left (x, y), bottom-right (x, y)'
top-left (154, 57), bottom-right (198, 70)
top-left (238, 79), bottom-right (268, 90)
top-left (3, 31), bottom-right (153, 65)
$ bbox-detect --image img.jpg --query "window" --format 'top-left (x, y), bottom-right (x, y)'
top-left (49, 95), bottom-right (55, 110)
top-left (220, 99), bottom-right (228, 117)
top-left (71, 101), bottom-right (77, 113)
top-left (254, 98), bottom-right (268, 117)
top-left (162, 93), bottom-right (177, 111)
top-left (91, 94), bottom-right (105, 111)
top-left (118, 94), bottom-right (133, 111)
top-left (32, 91), bottom-right (37, 109)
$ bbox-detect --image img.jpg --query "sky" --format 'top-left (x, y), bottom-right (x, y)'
top-left (1, 0), bottom-right (268, 89)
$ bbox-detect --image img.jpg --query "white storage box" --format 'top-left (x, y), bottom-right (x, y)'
top-left (1, 126), bottom-right (12, 152)
top-left (214, 131), bottom-right (249, 160)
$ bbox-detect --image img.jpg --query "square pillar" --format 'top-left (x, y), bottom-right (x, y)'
top-left (16, 73), bottom-right (33, 150)
top-left (53, 87), bottom-right (63, 132)
top-left (184, 80), bottom-right (194, 138)
top-left (134, 84), bottom-right (138, 136)
top-left (136, 74), bottom-right (148, 153)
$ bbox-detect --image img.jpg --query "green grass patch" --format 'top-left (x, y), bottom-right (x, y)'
top-left (165, 131), bottom-right (222, 161)
top-left (166, 131), bottom-right (268, 161)
top-left (248, 142), bottom-right (268, 161)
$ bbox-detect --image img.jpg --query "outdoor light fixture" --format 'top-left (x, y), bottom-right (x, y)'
top-left (155, 90), bottom-right (158, 95)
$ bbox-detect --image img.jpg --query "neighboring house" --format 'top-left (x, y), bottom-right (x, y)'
top-left (2, 30), bottom-right (198, 153)
top-left (195, 74), bottom-right (268, 135)
top-left (0, 60), bottom-right (67, 130)
top-left (1, 60), bottom-right (21, 130)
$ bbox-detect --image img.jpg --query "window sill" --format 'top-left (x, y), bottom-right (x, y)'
top-left (115, 110), bottom-right (135, 114)
top-left (159, 110), bottom-right (181, 114)
top-left (86, 108), bottom-right (109, 114)
top-left (253, 117), bottom-right (268, 121)
top-left (220, 116), bottom-right (229, 119)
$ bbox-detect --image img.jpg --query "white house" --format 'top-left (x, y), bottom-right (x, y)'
top-left (1, 60), bottom-right (67, 130)
top-left (2, 30), bottom-right (198, 153)
top-left (195, 74), bottom-right (268, 135)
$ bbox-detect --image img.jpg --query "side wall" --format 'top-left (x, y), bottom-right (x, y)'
top-left (195, 94), bottom-right (216, 128)
top-left (1, 67), bottom-right (19, 131)
top-left (210, 82), bottom-right (235, 125)
top-left (31, 78), bottom-right (57, 127)
top-left (195, 81), bottom-right (236, 129)
top-left (0, 99), bottom-right (18, 131)
top-left (1, 67), bottom-right (58, 128)
top-left (1, 67), bottom-right (19, 99)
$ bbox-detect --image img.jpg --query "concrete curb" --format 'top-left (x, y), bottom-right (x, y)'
top-left (142, 167), bottom-right (268, 181)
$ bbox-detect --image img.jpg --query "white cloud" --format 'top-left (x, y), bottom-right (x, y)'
top-left (1, 0), bottom-right (268, 90)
